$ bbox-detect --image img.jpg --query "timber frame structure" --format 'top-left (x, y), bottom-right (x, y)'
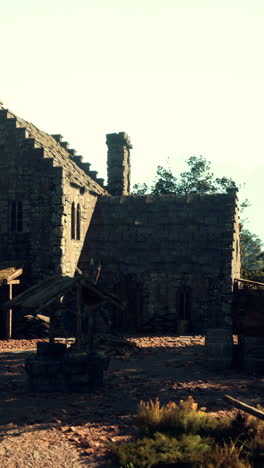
top-left (4, 274), bottom-right (123, 351)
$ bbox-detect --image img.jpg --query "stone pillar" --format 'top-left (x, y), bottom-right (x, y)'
top-left (106, 132), bottom-right (132, 196)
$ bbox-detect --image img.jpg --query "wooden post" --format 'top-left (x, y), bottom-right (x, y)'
top-left (89, 306), bottom-right (96, 354)
top-left (75, 284), bottom-right (82, 352)
top-left (6, 283), bottom-right (13, 339)
top-left (49, 308), bottom-right (55, 344)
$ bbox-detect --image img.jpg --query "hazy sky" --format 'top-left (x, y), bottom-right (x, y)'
top-left (1, 0), bottom-right (264, 240)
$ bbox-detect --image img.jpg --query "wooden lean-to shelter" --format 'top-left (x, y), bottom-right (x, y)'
top-left (4, 274), bottom-right (123, 351)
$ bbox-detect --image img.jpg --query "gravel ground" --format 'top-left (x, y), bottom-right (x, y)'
top-left (0, 335), bottom-right (263, 467)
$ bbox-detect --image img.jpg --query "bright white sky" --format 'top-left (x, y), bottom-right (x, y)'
top-left (1, 0), bottom-right (264, 240)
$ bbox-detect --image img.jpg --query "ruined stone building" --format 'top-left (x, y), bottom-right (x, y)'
top-left (0, 103), bottom-right (241, 332)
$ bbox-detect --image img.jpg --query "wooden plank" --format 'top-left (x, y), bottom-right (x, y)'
top-left (7, 280), bottom-right (20, 285)
top-left (6, 283), bottom-right (13, 339)
top-left (6, 268), bottom-right (23, 282)
top-left (75, 285), bottom-right (82, 352)
top-left (234, 278), bottom-right (264, 287)
top-left (36, 292), bottom-right (65, 313)
top-left (224, 394), bottom-right (264, 421)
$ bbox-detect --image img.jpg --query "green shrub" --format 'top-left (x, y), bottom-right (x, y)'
top-left (200, 441), bottom-right (252, 468)
top-left (108, 432), bottom-right (211, 467)
top-left (136, 397), bottom-right (238, 442)
top-left (108, 433), bottom-right (252, 467)
top-left (107, 397), bottom-right (263, 467)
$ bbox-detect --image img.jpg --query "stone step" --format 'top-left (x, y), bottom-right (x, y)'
top-left (89, 170), bottom-right (98, 180)
top-left (5, 118), bottom-right (18, 129)
top-left (68, 149), bottom-right (77, 156)
top-left (51, 134), bottom-right (63, 143)
top-left (15, 127), bottom-right (28, 140)
top-left (23, 137), bottom-right (37, 148)
top-left (81, 162), bottom-right (91, 173)
top-left (61, 141), bottom-right (69, 150)
top-left (73, 155), bottom-right (83, 163)
top-left (33, 147), bottom-right (45, 158)
top-left (97, 178), bottom-right (105, 187)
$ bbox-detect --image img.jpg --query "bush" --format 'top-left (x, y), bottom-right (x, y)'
top-left (108, 433), bottom-right (251, 467)
top-left (107, 397), bottom-right (264, 467)
top-left (136, 397), bottom-right (238, 442)
top-left (108, 432), bottom-right (211, 467)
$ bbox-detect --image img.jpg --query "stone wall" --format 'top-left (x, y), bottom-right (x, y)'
top-left (0, 105), bottom-right (107, 281)
top-left (79, 191), bottom-right (240, 332)
top-left (106, 132), bottom-right (132, 195)
top-left (60, 177), bottom-right (99, 277)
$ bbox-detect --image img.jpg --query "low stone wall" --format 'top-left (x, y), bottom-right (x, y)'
top-left (25, 344), bottom-right (110, 392)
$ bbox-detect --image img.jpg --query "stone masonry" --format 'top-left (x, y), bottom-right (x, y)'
top-left (0, 103), bottom-right (107, 281)
top-left (0, 103), bottom-right (241, 332)
top-left (79, 190), bottom-right (240, 332)
top-left (106, 132), bottom-right (132, 195)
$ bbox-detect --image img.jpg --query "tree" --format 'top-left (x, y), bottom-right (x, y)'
top-left (133, 156), bottom-right (237, 195)
top-left (152, 166), bottom-right (178, 194)
top-left (133, 156), bottom-right (264, 280)
top-left (240, 229), bottom-right (264, 281)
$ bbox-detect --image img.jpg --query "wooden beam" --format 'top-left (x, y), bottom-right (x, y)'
top-left (224, 394), bottom-right (264, 421)
top-left (6, 268), bottom-right (23, 282)
top-left (36, 293), bottom-right (64, 313)
top-left (234, 277), bottom-right (264, 287)
top-left (6, 283), bottom-right (13, 339)
top-left (75, 285), bottom-right (82, 352)
top-left (7, 280), bottom-right (20, 285)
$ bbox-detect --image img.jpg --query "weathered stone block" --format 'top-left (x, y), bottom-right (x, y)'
top-left (25, 352), bottom-right (110, 392)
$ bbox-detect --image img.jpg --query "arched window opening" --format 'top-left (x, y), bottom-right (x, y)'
top-left (177, 288), bottom-right (191, 320)
top-left (71, 202), bottom-right (75, 240)
top-left (76, 204), bottom-right (81, 240)
top-left (10, 201), bottom-right (23, 232)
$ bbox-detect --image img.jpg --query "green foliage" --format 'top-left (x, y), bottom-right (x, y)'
top-left (108, 433), bottom-right (251, 468)
top-left (240, 228), bottom-right (264, 281)
top-left (201, 441), bottom-right (252, 468)
top-left (152, 166), bottom-right (178, 195)
top-left (135, 397), bottom-right (249, 443)
top-left (133, 155), bottom-right (237, 196)
top-left (107, 397), bottom-right (264, 467)
top-left (136, 396), bottom-right (218, 437)
top-left (132, 183), bottom-right (149, 195)
top-left (108, 432), bottom-right (211, 467)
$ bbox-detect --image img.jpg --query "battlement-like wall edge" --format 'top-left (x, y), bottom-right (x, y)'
top-left (0, 104), bottom-right (108, 196)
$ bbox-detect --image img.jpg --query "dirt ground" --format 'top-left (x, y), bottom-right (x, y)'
top-left (0, 335), bottom-right (263, 467)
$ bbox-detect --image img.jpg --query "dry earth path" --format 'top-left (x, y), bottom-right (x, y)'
top-left (0, 335), bottom-right (263, 467)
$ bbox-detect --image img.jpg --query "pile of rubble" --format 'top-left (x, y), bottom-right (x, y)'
top-left (70, 333), bottom-right (140, 358)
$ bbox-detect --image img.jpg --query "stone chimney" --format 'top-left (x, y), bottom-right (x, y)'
top-left (106, 132), bottom-right (132, 196)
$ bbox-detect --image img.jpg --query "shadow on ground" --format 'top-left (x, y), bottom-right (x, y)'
top-left (0, 336), bottom-right (263, 466)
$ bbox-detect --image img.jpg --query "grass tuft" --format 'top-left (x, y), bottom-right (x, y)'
top-left (107, 397), bottom-right (264, 467)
